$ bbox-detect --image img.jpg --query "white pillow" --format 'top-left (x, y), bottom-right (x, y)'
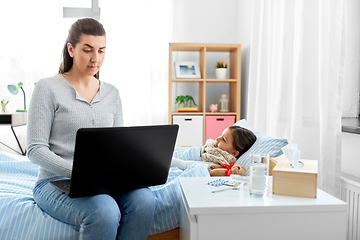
top-left (234, 119), bottom-right (288, 175)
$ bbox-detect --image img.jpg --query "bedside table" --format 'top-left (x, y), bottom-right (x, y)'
top-left (0, 112), bottom-right (27, 155)
top-left (179, 177), bottom-right (347, 240)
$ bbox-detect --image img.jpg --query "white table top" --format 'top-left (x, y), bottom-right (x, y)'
top-left (179, 177), bottom-right (347, 215)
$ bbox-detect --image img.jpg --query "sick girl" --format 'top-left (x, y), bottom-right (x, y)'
top-left (171, 125), bottom-right (257, 172)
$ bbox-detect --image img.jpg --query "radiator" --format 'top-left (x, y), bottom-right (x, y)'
top-left (341, 177), bottom-right (360, 240)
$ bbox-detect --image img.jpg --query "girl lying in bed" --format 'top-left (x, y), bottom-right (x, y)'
top-left (171, 125), bottom-right (257, 175)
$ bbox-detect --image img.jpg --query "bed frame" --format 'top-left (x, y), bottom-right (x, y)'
top-left (147, 228), bottom-right (179, 240)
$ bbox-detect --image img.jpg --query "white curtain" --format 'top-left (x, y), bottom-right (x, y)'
top-left (100, 0), bottom-right (172, 126)
top-left (247, 0), bottom-right (346, 197)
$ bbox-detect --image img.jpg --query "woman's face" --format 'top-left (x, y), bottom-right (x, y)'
top-left (215, 128), bottom-right (239, 157)
top-left (67, 34), bottom-right (106, 77)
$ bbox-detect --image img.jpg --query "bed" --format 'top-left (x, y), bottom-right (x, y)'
top-left (0, 151), bottom-right (210, 240)
top-left (0, 119), bottom-right (287, 240)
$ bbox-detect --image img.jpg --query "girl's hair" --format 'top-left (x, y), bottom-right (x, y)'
top-left (229, 125), bottom-right (257, 159)
top-left (58, 18), bottom-right (106, 79)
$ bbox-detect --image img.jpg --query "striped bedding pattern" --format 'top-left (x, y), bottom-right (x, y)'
top-left (0, 150), bottom-right (209, 239)
top-left (233, 119), bottom-right (288, 175)
top-left (149, 146), bottom-right (207, 234)
top-left (235, 138), bottom-right (288, 176)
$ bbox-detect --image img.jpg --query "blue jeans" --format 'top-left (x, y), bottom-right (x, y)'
top-left (33, 177), bottom-right (156, 240)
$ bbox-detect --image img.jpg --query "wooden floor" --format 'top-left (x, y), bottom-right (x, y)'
top-left (147, 228), bottom-right (179, 240)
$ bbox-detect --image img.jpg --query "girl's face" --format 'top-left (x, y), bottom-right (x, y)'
top-left (67, 34), bottom-right (106, 78)
top-left (215, 128), bottom-right (239, 157)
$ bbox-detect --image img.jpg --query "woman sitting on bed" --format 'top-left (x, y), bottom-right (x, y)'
top-left (171, 125), bottom-right (257, 171)
top-left (27, 18), bottom-right (155, 240)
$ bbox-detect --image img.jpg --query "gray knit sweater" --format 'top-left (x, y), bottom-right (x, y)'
top-left (27, 74), bottom-right (124, 182)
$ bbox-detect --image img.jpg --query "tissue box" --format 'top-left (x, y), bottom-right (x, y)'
top-left (272, 155), bottom-right (318, 198)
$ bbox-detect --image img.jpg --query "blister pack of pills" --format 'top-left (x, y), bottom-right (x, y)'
top-left (207, 179), bottom-right (229, 186)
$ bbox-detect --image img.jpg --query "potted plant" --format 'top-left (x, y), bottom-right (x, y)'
top-left (175, 95), bottom-right (198, 112)
top-left (215, 61), bottom-right (228, 79)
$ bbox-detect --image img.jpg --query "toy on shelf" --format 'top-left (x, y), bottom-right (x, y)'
top-left (175, 95), bottom-right (198, 112)
top-left (208, 104), bottom-right (218, 113)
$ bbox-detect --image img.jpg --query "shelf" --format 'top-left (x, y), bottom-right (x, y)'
top-left (206, 45), bottom-right (240, 52)
top-left (205, 112), bottom-right (237, 115)
top-left (171, 112), bottom-right (203, 115)
top-left (205, 79), bottom-right (237, 82)
top-left (171, 79), bottom-right (204, 82)
top-left (169, 43), bottom-right (241, 145)
top-left (170, 43), bottom-right (240, 52)
top-left (171, 79), bottom-right (237, 83)
top-left (171, 112), bottom-right (237, 116)
top-left (170, 43), bottom-right (204, 51)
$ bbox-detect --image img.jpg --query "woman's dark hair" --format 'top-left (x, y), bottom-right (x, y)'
top-left (58, 18), bottom-right (106, 79)
top-left (229, 125), bottom-right (257, 159)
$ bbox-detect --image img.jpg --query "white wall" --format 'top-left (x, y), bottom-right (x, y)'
top-left (172, 0), bottom-right (239, 44)
top-left (342, 132), bottom-right (360, 182)
top-left (171, 0), bottom-right (253, 118)
top-left (342, 0), bottom-right (360, 118)
top-left (237, 0), bottom-right (253, 119)
top-left (341, 0), bottom-right (360, 183)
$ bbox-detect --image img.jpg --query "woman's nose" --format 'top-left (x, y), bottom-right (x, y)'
top-left (91, 52), bottom-right (98, 62)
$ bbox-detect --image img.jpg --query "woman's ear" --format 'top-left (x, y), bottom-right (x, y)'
top-left (67, 43), bottom-right (74, 58)
top-left (231, 150), bottom-right (239, 158)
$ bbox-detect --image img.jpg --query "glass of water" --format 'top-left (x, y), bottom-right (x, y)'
top-left (249, 154), bottom-right (270, 197)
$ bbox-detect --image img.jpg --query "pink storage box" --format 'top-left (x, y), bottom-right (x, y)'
top-left (205, 115), bottom-right (235, 141)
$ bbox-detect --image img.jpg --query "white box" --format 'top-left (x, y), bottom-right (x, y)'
top-left (173, 115), bottom-right (203, 147)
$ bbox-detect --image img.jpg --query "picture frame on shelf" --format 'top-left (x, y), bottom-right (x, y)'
top-left (175, 61), bottom-right (201, 79)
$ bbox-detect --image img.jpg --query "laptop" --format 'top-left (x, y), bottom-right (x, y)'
top-left (50, 124), bottom-right (179, 198)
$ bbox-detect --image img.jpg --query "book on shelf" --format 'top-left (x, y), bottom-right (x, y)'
top-left (177, 107), bottom-right (198, 112)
